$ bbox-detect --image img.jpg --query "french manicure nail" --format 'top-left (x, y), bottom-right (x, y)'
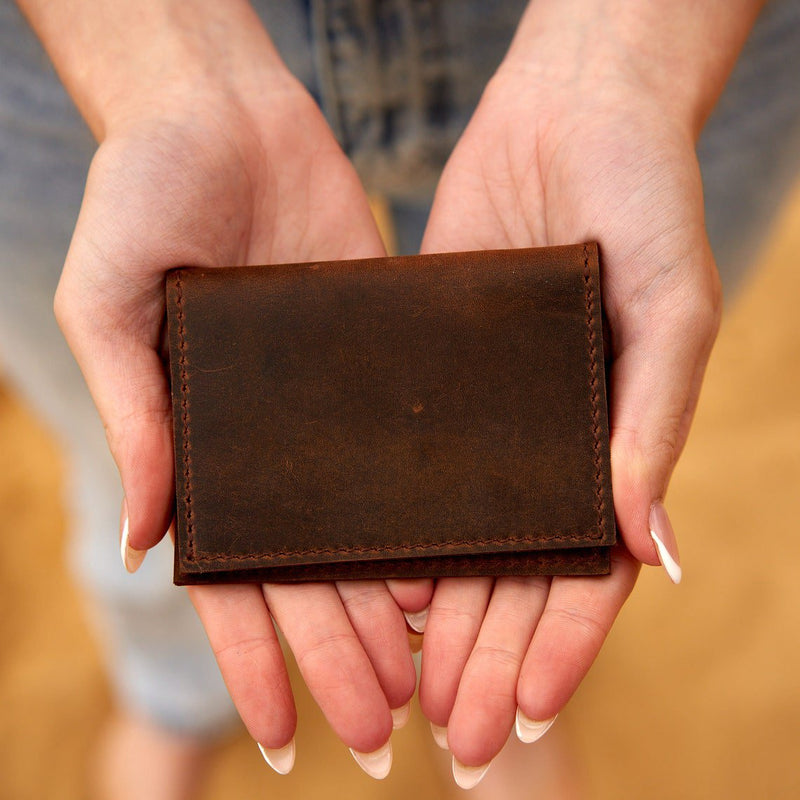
top-left (452, 756), bottom-right (491, 790)
top-left (391, 702), bottom-right (410, 730)
top-left (649, 502), bottom-right (682, 584)
top-left (120, 516), bottom-right (146, 574)
top-left (257, 739), bottom-right (295, 775)
top-left (404, 607), bottom-right (430, 633)
top-left (515, 708), bottom-right (557, 743)
top-left (349, 741), bottom-right (392, 780)
top-left (430, 722), bottom-right (449, 750)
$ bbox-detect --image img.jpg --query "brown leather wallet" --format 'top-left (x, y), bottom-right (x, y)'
top-left (166, 243), bottom-right (615, 585)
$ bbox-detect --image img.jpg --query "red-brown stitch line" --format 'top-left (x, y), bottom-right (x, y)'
top-left (175, 273), bottom-right (195, 562)
top-left (583, 244), bottom-right (606, 538)
top-left (189, 530), bottom-right (605, 563)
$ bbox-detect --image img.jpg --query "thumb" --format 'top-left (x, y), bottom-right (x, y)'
top-left (607, 267), bottom-right (721, 584)
top-left (55, 257), bottom-right (174, 573)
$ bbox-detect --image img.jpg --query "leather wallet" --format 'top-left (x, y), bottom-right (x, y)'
top-left (166, 243), bottom-right (615, 585)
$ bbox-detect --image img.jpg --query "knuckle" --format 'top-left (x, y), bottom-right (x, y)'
top-left (646, 412), bottom-right (684, 467)
top-left (495, 576), bottom-right (551, 613)
top-left (294, 630), bottom-right (359, 674)
top-left (212, 634), bottom-right (277, 666)
top-left (52, 284), bottom-right (68, 329)
top-left (338, 583), bottom-right (386, 616)
top-left (619, 258), bottom-right (722, 351)
top-left (680, 286), bottom-right (721, 344)
top-left (541, 604), bottom-right (609, 649)
top-left (470, 643), bottom-right (520, 675)
top-left (52, 280), bottom-right (83, 341)
top-left (430, 603), bottom-right (480, 628)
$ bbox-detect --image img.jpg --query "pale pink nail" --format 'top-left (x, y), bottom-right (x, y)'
top-left (452, 756), bottom-right (491, 790)
top-left (649, 502), bottom-right (682, 584)
top-left (403, 607), bottom-right (429, 633)
top-left (391, 702), bottom-right (410, 730)
top-left (120, 515), bottom-right (146, 574)
top-left (430, 722), bottom-right (449, 750)
top-left (257, 739), bottom-right (295, 774)
top-left (349, 741), bottom-right (392, 779)
top-left (515, 709), bottom-right (557, 743)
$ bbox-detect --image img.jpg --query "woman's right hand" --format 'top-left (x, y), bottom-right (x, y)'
top-left (25, 0), bottom-right (432, 771)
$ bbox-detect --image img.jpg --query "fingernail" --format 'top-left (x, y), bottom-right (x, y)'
top-left (257, 739), bottom-right (295, 775)
top-left (515, 708), bottom-right (557, 743)
top-left (391, 702), bottom-right (410, 730)
top-left (349, 741), bottom-right (392, 780)
top-left (120, 515), bottom-right (146, 574)
top-left (430, 722), bottom-right (449, 750)
top-left (649, 502), bottom-right (682, 584)
top-left (452, 756), bottom-right (491, 790)
top-left (404, 606), bottom-right (429, 633)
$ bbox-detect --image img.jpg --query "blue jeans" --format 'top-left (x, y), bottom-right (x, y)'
top-left (1, 0), bottom-right (798, 735)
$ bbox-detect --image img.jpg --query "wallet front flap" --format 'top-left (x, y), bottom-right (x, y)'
top-left (167, 244), bottom-right (615, 581)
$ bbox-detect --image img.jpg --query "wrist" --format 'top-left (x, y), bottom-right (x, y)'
top-left (17, 0), bottom-right (295, 140)
top-left (499, 0), bottom-right (765, 138)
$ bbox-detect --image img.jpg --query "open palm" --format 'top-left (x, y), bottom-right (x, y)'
top-left (418, 69), bottom-right (720, 770)
top-left (55, 77), bottom-right (431, 768)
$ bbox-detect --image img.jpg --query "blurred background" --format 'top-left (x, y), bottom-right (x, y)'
top-left (1, 180), bottom-right (799, 800)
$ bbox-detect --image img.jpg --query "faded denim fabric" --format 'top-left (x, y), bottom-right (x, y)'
top-left (698, 0), bottom-right (800, 291)
top-left (307, 0), bottom-right (527, 198)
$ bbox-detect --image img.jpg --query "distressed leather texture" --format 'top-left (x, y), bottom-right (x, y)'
top-left (166, 244), bottom-right (615, 584)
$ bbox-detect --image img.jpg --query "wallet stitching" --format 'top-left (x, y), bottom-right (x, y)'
top-left (188, 539), bottom-right (603, 565)
top-left (583, 243), bottom-right (606, 540)
top-left (175, 274), bottom-right (196, 562)
top-left (181, 249), bottom-right (608, 563)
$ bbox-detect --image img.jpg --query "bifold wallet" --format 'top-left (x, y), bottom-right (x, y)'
top-left (166, 243), bottom-right (615, 585)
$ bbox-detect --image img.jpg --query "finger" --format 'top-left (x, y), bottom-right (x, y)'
top-left (418, 577), bottom-right (493, 728)
top-left (335, 580), bottom-right (417, 710)
top-left (608, 258), bottom-right (721, 576)
top-left (386, 578), bottom-right (433, 619)
top-left (60, 314), bottom-right (174, 558)
top-left (188, 583), bottom-right (296, 749)
top-left (447, 576), bottom-right (551, 766)
top-left (262, 582), bottom-right (393, 753)
top-left (55, 232), bottom-right (174, 557)
top-left (517, 546), bottom-right (640, 721)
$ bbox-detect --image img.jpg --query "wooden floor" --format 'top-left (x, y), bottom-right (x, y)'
top-left (1, 186), bottom-right (799, 800)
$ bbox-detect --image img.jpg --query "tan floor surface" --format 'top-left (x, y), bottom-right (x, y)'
top-left (1, 186), bottom-right (799, 799)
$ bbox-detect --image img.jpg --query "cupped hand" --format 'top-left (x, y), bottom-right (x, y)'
top-left (418, 59), bottom-right (721, 774)
top-left (54, 61), bottom-right (431, 766)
